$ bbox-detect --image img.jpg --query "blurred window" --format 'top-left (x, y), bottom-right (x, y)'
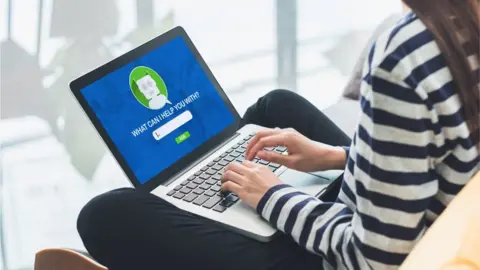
top-left (0, 1), bottom-right (401, 269)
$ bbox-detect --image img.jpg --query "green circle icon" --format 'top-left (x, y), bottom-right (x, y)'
top-left (129, 66), bottom-right (168, 110)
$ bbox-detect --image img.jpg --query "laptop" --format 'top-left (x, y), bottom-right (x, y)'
top-left (70, 26), bottom-right (341, 242)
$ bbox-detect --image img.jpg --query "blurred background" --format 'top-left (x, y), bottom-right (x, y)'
top-left (0, 0), bottom-right (402, 269)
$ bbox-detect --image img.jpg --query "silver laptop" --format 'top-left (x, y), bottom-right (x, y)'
top-left (70, 26), bottom-right (341, 242)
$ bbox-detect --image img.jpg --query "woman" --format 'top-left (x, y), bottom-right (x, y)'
top-left (77, 1), bottom-right (479, 269)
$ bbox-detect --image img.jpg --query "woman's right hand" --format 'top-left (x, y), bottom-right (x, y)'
top-left (245, 128), bottom-right (347, 172)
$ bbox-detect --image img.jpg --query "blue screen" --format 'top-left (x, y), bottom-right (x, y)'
top-left (81, 37), bottom-right (235, 184)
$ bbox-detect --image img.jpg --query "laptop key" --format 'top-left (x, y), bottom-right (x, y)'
top-left (213, 157), bottom-right (221, 162)
top-left (174, 184), bottom-right (183, 191)
top-left (211, 185), bottom-right (221, 192)
top-left (268, 165), bottom-right (277, 172)
top-left (193, 195), bottom-right (209, 206)
top-left (212, 173), bottom-right (222, 181)
top-left (275, 146), bottom-right (287, 152)
top-left (167, 190), bottom-right (176, 196)
top-left (194, 171), bottom-right (202, 176)
top-left (202, 195), bottom-right (223, 209)
top-left (201, 166), bottom-right (209, 171)
top-left (204, 190), bottom-right (216, 197)
top-left (213, 204), bottom-right (227, 213)
top-left (206, 179), bottom-right (217, 185)
top-left (270, 163), bottom-right (280, 168)
top-left (218, 160), bottom-right (229, 166)
top-left (212, 164), bottom-right (223, 171)
top-left (199, 183), bottom-right (211, 190)
top-left (208, 161), bottom-right (215, 167)
top-left (199, 173), bottom-right (210, 180)
top-left (259, 159), bottom-right (269, 165)
top-left (230, 151), bottom-right (241, 158)
top-left (220, 190), bottom-right (231, 197)
top-left (187, 182), bottom-right (198, 189)
top-left (220, 198), bottom-right (235, 207)
top-left (179, 187), bottom-right (192, 194)
top-left (220, 152), bottom-right (228, 158)
top-left (183, 193), bottom-right (198, 202)
top-left (227, 194), bottom-right (239, 203)
top-left (224, 156), bottom-right (235, 162)
top-left (206, 169), bottom-right (217, 175)
top-left (173, 192), bottom-right (186, 199)
top-left (193, 178), bottom-right (204, 185)
top-left (193, 188), bottom-right (204, 195)
top-left (188, 175), bottom-right (196, 181)
top-left (181, 180), bottom-right (189, 186)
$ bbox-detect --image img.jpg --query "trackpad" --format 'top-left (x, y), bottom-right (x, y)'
top-left (279, 169), bottom-right (332, 196)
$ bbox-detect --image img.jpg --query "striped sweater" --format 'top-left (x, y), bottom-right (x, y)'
top-left (256, 12), bottom-right (479, 270)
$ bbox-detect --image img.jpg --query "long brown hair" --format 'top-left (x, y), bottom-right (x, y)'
top-left (403, 0), bottom-right (480, 144)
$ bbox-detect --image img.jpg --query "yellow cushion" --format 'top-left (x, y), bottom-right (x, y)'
top-left (401, 172), bottom-right (480, 270)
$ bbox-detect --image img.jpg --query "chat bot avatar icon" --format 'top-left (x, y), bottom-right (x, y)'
top-left (129, 66), bottom-right (171, 110)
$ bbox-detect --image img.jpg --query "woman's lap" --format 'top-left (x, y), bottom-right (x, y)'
top-left (78, 188), bottom-right (322, 270)
top-left (78, 89), bottom-right (350, 269)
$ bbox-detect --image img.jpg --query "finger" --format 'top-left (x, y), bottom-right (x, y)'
top-left (221, 180), bottom-right (243, 195)
top-left (242, 160), bottom-right (258, 168)
top-left (246, 129), bottom-right (281, 160)
top-left (225, 162), bottom-right (251, 176)
top-left (248, 134), bottom-right (287, 161)
top-left (246, 129), bottom-right (277, 160)
top-left (257, 150), bottom-right (290, 166)
top-left (222, 169), bottom-right (247, 186)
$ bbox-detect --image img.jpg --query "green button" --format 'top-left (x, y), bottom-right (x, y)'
top-left (175, 131), bottom-right (190, 144)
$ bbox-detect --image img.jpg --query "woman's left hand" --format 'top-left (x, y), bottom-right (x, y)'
top-left (221, 161), bottom-right (283, 209)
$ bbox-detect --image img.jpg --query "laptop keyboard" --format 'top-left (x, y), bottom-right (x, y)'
top-left (167, 132), bottom-right (287, 213)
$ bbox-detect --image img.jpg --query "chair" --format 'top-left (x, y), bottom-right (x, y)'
top-left (35, 172), bottom-right (480, 270)
top-left (34, 248), bottom-right (107, 270)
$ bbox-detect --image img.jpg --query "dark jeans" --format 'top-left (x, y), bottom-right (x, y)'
top-left (77, 90), bottom-right (351, 270)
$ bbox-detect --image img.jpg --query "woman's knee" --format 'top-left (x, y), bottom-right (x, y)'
top-left (260, 89), bottom-right (299, 107)
top-left (243, 89), bottom-right (306, 127)
top-left (243, 89), bottom-right (297, 125)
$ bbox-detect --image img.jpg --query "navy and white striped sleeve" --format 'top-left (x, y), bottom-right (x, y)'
top-left (256, 32), bottom-right (439, 269)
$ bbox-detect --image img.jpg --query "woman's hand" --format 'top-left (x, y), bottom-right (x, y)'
top-left (221, 161), bottom-right (283, 209)
top-left (245, 128), bottom-right (347, 172)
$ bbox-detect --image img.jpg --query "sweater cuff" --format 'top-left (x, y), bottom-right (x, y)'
top-left (256, 184), bottom-right (292, 215)
top-left (342, 146), bottom-right (350, 163)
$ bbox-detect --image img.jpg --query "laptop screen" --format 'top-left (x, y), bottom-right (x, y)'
top-left (80, 36), bottom-right (235, 184)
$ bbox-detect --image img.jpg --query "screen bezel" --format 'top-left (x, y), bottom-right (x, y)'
top-left (69, 26), bottom-right (241, 192)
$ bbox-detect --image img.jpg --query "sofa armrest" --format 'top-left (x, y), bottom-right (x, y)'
top-left (400, 172), bottom-right (480, 270)
top-left (322, 98), bottom-right (360, 139)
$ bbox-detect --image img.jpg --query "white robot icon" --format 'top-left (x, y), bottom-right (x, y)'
top-left (135, 73), bottom-right (169, 110)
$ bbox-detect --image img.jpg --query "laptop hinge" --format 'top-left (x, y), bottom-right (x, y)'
top-left (162, 132), bottom-right (241, 187)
